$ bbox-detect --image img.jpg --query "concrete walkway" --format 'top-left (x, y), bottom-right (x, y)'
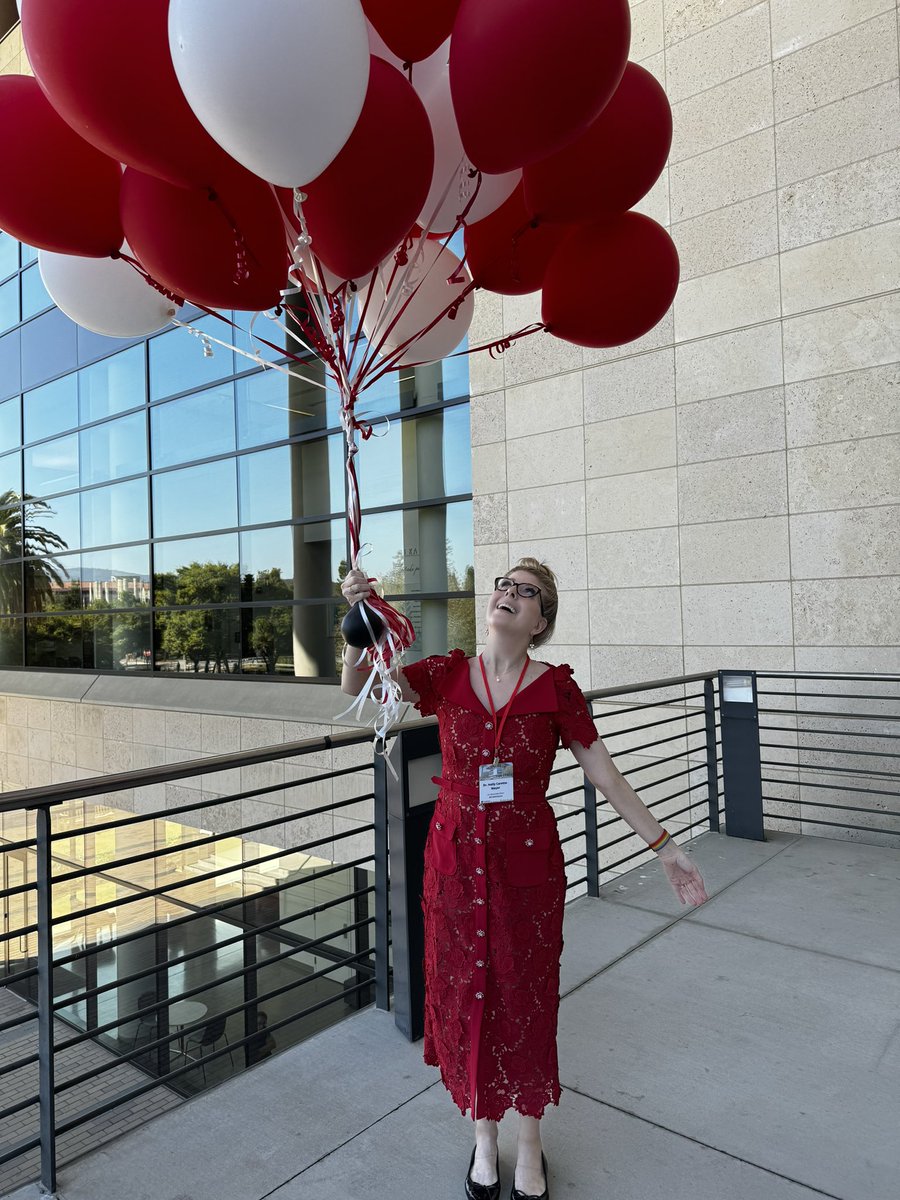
top-left (7, 831), bottom-right (899, 1200)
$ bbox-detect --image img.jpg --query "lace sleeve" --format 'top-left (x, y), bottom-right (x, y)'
top-left (554, 665), bottom-right (599, 750)
top-left (402, 650), bottom-right (464, 717)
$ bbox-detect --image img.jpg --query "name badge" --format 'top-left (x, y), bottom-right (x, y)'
top-left (479, 761), bottom-right (514, 803)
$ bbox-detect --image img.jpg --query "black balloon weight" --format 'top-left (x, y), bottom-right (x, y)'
top-left (341, 601), bottom-right (384, 649)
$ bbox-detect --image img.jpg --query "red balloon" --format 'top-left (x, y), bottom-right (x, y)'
top-left (0, 75), bottom-right (122, 257)
top-left (464, 184), bottom-right (567, 295)
top-left (120, 164), bottom-right (289, 311)
top-left (449, 0), bottom-right (631, 174)
top-left (362, 0), bottom-right (461, 63)
top-left (524, 63), bottom-right (672, 223)
top-left (22, 0), bottom-right (237, 188)
top-left (542, 214), bottom-right (679, 348)
top-left (303, 58), bottom-right (434, 282)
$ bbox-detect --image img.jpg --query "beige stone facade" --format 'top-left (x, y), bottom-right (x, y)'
top-left (470, 0), bottom-right (900, 688)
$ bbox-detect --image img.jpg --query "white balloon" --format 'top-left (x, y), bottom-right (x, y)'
top-left (414, 40), bottom-right (520, 235)
top-left (168, 0), bottom-right (370, 187)
top-left (366, 21), bottom-right (404, 72)
top-left (360, 239), bottom-right (474, 367)
top-left (39, 248), bottom-right (178, 338)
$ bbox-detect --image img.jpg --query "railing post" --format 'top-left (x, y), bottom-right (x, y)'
top-left (583, 776), bottom-right (600, 897)
top-left (34, 804), bottom-right (59, 1198)
top-left (704, 677), bottom-right (720, 833)
top-left (718, 671), bottom-right (765, 841)
top-left (373, 749), bottom-right (391, 1013)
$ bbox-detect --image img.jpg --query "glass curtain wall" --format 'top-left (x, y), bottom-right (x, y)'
top-left (0, 232), bottom-right (475, 678)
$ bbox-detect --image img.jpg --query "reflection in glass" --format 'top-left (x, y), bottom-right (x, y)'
top-left (25, 612), bottom-right (83, 668)
top-left (153, 533), bottom-right (239, 605)
top-left (149, 317), bottom-right (235, 401)
top-left (0, 277), bottom-right (17, 334)
top-left (2, 497), bottom-right (73, 612)
top-left (80, 411), bottom-right (147, 486)
top-left (359, 501), bottom-right (472, 597)
top-left (84, 612), bottom-right (152, 671)
top-left (24, 432), bottom-right (78, 495)
top-left (240, 520), bottom-right (344, 601)
top-left (154, 606), bottom-right (241, 674)
top-left (81, 477), bottom-right (149, 549)
top-left (79, 345), bottom-right (146, 423)
top-left (152, 458), bottom-right (237, 538)
top-left (393, 596), bottom-right (476, 661)
top-left (23, 375), bottom-right (78, 444)
top-left (0, 561), bottom-right (22, 615)
top-left (21, 243), bottom-right (38, 267)
top-left (0, 232), bottom-right (17, 280)
top-left (0, 615), bottom-right (23, 665)
top-left (237, 446), bottom-right (291, 526)
top-left (355, 405), bottom-right (471, 506)
top-left (0, 397), bottom-right (20, 451)
top-left (150, 384), bottom-right (235, 469)
top-left (21, 264), bottom-right (52, 320)
top-left (81, 546), bottom-right (151, 608)
top-left (288, 600), bottom-right (345, 678)
top-left (0, 449), bottom-right (20, 496)
top-left (27, 490), bottom-right (79, 555)
top-left (241, 605), bottom-right (295, 674)
top-left (24, 553), bottom-right (77, 613)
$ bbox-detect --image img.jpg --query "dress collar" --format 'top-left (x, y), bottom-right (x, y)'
top-left (438, 652), bottom-right (559, 716)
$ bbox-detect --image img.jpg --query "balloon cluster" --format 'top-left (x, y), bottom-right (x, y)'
top-left (0, 0), bottom-right (679, 737)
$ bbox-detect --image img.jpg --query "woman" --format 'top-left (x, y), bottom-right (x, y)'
top-left (341, 558), bottom-right (708, 1200)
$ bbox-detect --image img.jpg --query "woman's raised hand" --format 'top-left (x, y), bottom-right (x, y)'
top-left (340, 567), bottom-right (373, 607)
top-left (656, 844), bottom-right (709, 906)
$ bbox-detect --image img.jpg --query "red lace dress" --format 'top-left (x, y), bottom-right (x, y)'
top-left (402, 649), bottom-right (599, 1121)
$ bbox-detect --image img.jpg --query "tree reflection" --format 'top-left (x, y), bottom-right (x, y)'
top-left (0, 490), bottom-right (69, 615)
top-left (155, 559), bottom-right (240, 672)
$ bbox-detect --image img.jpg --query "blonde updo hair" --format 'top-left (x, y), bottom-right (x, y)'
top-left (507, 556), bottom-right (558, 648)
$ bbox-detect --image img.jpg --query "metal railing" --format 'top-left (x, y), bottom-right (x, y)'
top-left (2, 666), bottom-right (896, 1196)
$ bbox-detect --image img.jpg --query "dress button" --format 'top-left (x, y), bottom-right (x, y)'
top-left (476, 960), bottom-right (485, 968)
top-left (474, 837), bottom-right (483, 845)
top-left (475, 897), bottom-right (485, 906)
top-left (478, 803), bottom-right (486, 812)
top-left (525, 838), bottom-right (534, 847)
top-left (481, 749), bottom-right (490, 758)
top-left (485, 721), bottom-right (493, 730)
top-left (435, 822), bottom-right (442, 830)
top-left (475, 867), bottom-right (484, 875)
top-left (475, 991), bottom-right (484, 1000)
top-left (476, 929), bottom-right (485, 937)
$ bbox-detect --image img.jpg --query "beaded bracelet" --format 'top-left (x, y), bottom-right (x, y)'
top-left (648, 829), bottom-right (672, 854)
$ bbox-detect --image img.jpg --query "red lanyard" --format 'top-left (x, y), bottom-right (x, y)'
top-left (479, 654), bottom-right (530, 763)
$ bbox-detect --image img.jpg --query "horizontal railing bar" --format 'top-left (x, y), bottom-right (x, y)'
top-left (762, 797), bottom-right (900, 819)
top-left (54, 914), bottom-right (375, 1050)
top-left (49, 823), bottom-right (374, 930)
top-left (596, 779), bottom-right (710, 833)
top-left (623, 758), bottom-right (700, 784)
top-left (757, 689), bottom-right (900, 702)
top-left (759, 760), bottom-right (899, 780)
top-left (554, 807), bottom-right (582, 822)
top-left (585, 671), bottom-right (715, 701)
top-left (0, 1046), bottom-right (40, 1087)
top-left (760, 778), bottom-right (900, 800)
top-left (549, 761), bottom-right (580, 777)
top-left (53, 890), bottom-right (375, 1019)
top-left (53, 976), bottom-right (375, 1140)
top-left (758, 722), bottom-right (900, 741)
top-left (54, 946), bottom-right (377, 1096)
top-left (50, 765), bottom-right (374, 843)
top-left (612, 728), bottom-right (708, 764)
top-left (757, 707), bottom-right (900, 722)
top-left (52, 853), bottom-right (372, 970)
top-left (592, 691), bottom-right (710, 722)
top-left (544, 784), bottom-right (584, 803)
top-left (50, 793), bottom-right (375, 886)
top-left (0, 1130), bottom-right (40, 1169)
top-left (758, 742), bottom-right (900, 759)
top-left (0, 1004), bottom-right (39, 1035)
top-left (755, 671), bottom-right (900, 682)
top-left (598, 709), bottom-right (707, 741)
top-left (564, 853), bottom-right (587, 867)
top-left (565, 876), bottom-right (588, 891)
top-left (0, 720), bottom-right (395, 816)
top-left (761, 810), bottom-right (900, 836)
top-left (559, 829), bottom-right (584, 848)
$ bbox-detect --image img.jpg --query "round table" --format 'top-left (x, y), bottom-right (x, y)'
top-left (169, 999), bottom-right (208, 1057)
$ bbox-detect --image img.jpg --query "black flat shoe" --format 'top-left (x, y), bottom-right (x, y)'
top-left (510, 1152), bottom-right (549, 1200)
top-left (465, 1146), bottom-right (501, 1200)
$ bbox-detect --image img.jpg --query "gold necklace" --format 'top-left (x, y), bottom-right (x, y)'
top-left (486, 656), bottom-right (527, 684)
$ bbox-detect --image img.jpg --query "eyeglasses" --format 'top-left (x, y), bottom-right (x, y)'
top-left (494, 577), bottom-right (544, 613)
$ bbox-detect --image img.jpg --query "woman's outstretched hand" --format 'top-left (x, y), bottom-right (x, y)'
top-left (656, 844), bottom-right (709, 906)
top-left (340, 567), bottom-right (373, 606)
